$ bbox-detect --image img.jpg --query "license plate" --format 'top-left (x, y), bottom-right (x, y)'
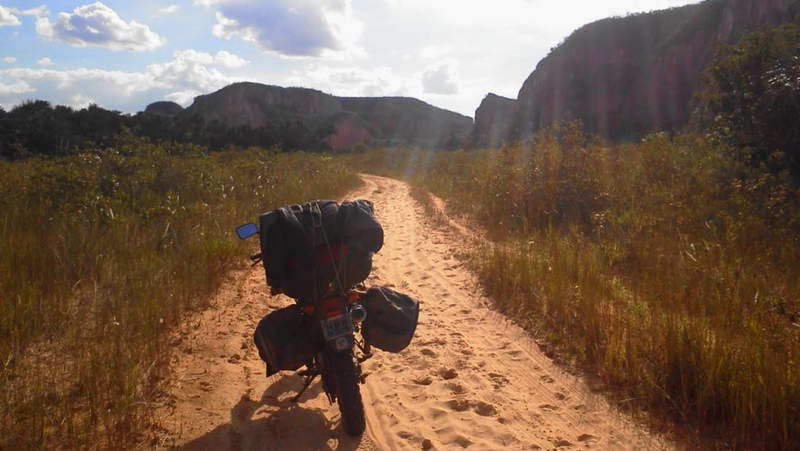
top-left (322, 314), bottom-right (354, 341)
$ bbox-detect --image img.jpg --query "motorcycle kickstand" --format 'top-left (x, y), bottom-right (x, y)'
top-left (291, 373), bottom-right (318, 403)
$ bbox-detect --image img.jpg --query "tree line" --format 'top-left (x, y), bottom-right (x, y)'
top-left (0, 100), bottom-right (333, 159)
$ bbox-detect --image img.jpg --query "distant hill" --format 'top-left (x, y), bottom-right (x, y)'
top-left (470, 93), bottom-right (517, 148)
top-left (151, 82), bottom-right (473, 149)
top-left (144, 101), bottom-right (183, 117)
top-left (473, 0), bottom-right (800, 147)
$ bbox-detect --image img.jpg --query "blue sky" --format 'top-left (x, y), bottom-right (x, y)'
top-left (0, 0), bottom-right (699, 116)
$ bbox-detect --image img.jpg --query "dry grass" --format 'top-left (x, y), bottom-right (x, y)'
top-left (0, 140), bottom-right (359, 448)
top-left (353, 128), bottom-right (800, 448)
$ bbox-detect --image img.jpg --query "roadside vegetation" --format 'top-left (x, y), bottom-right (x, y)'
top-left (351, 24), bottom-right (800, 448)
top-left (358, 131), bottom-right (798, 447)
top-left (0, 138), bottom-right (358, 448)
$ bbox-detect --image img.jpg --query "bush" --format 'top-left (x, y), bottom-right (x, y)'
top-left (699, 23), bottom-right (800, 183)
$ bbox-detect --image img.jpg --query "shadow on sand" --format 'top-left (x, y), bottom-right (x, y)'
top-left (180, 373), bottom-right (363, 451)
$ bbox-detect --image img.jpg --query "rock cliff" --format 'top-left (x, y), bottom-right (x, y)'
top-left (473, 0), bottom-right (800, 145)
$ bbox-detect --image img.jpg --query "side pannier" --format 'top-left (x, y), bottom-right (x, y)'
top-left (362, 286), bottom-right (419, 353)
top-left (253, 305), bottom-right (315, 376)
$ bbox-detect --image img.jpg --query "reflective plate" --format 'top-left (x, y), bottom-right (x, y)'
top-left (322, 314), bottom-right (354, 341)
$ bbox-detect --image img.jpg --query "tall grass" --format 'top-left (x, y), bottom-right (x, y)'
top-left (0, 139), bottom-right (359, 448)
top-left (354, 127), bottom-right (799, 448)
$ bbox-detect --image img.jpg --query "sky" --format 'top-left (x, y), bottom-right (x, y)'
top-left (0, 0), bottom-right (701, 117)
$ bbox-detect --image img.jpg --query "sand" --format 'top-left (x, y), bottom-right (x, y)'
top-left (154, 174), bottom-right (671, 450)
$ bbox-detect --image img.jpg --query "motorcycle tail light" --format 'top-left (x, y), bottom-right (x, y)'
top-left (320, 297), bottom-right (346, 318)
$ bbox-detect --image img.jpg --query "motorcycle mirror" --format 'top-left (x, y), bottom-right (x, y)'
top-left (235, 222), bottom-right (259, 239)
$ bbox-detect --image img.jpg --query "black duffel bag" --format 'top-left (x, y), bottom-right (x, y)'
top-left (253, 305), bottom-right (315, 376)
top-left (362, 286), bottom-right (419, 353)
top-left (258, 199), bottom-right (383, 302)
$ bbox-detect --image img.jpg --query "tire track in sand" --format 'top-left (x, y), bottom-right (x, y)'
top-left (154, 174), bottom-right (672, 450)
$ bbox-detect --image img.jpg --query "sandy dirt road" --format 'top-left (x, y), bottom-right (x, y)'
top-left (155, 174), bottom-right (671, 450)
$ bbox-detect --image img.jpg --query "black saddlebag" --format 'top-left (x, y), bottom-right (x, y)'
top-left (362, 286), bottom-right (419, 353)
top-left (253, 305), bottom-right (315, 376)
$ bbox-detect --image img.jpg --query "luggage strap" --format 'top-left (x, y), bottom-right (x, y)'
top-left (312, 201), bottom-right (347, 298)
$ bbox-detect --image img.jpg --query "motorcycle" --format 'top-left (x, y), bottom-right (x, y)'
top-left (235, 221), bottom-right (372, 437)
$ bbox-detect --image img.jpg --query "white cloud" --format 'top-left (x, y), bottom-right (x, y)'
top-left (68, 93), bottom-right (94, 108)
top-left (199, 0), bottom-right (363, 58)
top-left (35, 2), bottom-right (165, 51)
top-left (285, 65), bottom-right (406, 97)
top-left (36, 57), bottom-right (54, 66)
top-left (154, 48), bottom-right (249, 69)
top-left (2, 67), bottom-right (157, 97)
top-left (146, 50), bottom-right (236, 100)
top-left (3, 57), bottom-right (16, 63)
top-left (0, 49), bottom-right (242, 111)
top-left (421, 61), bottom-right (459, 95)
top-left (0, 5), bottom-right (20, 26)
top-left (23, 5), bottom-right (48, 17)
top-left (214, 50), bottom-right (249, 68)
top-left (0, 79), bottom-right (33, 95)
top-left (157, 4), bottom-right (180, 15)
top-left (418, 45), bottom-right (452, 61)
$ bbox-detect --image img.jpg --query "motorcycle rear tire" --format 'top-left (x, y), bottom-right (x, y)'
top-left (331, 350), bottom-right (366, 436)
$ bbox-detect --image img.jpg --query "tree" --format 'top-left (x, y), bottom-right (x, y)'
top-left (699, 23), bottom-right (800, 181)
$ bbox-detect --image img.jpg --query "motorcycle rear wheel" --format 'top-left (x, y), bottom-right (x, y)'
top-left (331, 350), bottom-right (366, 436)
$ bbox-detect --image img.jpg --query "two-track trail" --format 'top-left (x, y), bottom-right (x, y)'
top-left (155, 174), bottom-right (671, 450)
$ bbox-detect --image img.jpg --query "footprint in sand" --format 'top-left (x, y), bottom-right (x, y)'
top-left (488, 372), bottom-right (510, 388)
top-left (474, 401), bottom-right (498, 416)
top-left (539, 403), bottom-right (560, 411)
top-left (420, 348), bottom-right (437, 357)
top-left (413, 376), bottom-right (433, 385)
top-left (446, 399), bottom-right (471, 412)
top-left (578, 433), bottom-right (598, 443)
top-left (540, 374), bottom-right (555, 384)
top-left (438, 368), bottom-right (458, 380)
top-left (427, 407), bottom-right (447, 420)
top-left (396, 430), bottom-right (416, 440)
top-left (446, 382), bottom-right (467, 394)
